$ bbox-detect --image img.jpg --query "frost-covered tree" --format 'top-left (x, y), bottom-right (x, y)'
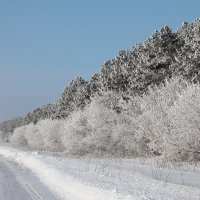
top-left (89, 73), bottom-right (101, 95)
top-left (10, 125), bottom-right (28, 146)
top-left (10, 119), bottom-right (64, 151)
top-left (61, 110), bottom-right (92, 155)
top-left (0, 130), bottom-right (4, 141)
top-left (24, 103), bottom-right (57, 124)
top-left (54, 77), bottom-right (90, 119)
top-left (60, 91), bottom-right (142, 156)
top-left (82, 92), bottom-right (141, 156)
top-left (23, 123), bottom-right (44, 150)
top-left (166, 83), bottom-right (200, 161)
top-left (36, 119), bottom-right (64, 152)
top-left (0, 117), bottom-right (25, 141)
top-left (134, 77), bottom-right (188, 155)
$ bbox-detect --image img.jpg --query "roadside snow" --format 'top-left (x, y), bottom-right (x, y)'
top-left (0, 146), bottom-right (200, 200)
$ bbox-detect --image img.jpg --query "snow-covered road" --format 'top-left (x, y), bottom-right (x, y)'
top-left (0, 156), bottom-right (58, 200)
top-left (0, 146), bottom-right (200, 200)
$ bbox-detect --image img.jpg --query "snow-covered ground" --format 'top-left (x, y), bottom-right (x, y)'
top-left (0, 154), bottom-right (57, 200)
top-left (0, 145), bottom-right (200, 200)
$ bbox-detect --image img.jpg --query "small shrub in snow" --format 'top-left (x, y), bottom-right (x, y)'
top-left (10, 125), bottom-right (28, 146)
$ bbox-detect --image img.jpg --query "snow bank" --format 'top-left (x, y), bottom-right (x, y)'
top-left (0, 146), bottom-right (133, 200)
top-left (0, 146), bottom-right (200, 200)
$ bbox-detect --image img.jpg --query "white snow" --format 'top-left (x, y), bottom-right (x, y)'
top-left (0, 145), bottom-right (200, 200)
top-left (0, 155), bottom-right (57, 200)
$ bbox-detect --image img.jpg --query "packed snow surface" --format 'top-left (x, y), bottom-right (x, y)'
top-left (0, 155), bottom-right (57, 200)
top-left (0, 146), bottom-right (200, 200)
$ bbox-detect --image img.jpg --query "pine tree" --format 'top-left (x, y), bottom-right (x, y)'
top-left (54, 77), bottom-right (90, 119)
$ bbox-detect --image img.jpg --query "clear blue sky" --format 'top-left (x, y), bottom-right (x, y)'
top-left (0, 0), bottom-right (200, 122)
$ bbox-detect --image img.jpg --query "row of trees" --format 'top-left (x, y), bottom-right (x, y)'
top-left (10, 77), bottom-right (200, 161)
top-left (1, 19), bottom-right (200, 161)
